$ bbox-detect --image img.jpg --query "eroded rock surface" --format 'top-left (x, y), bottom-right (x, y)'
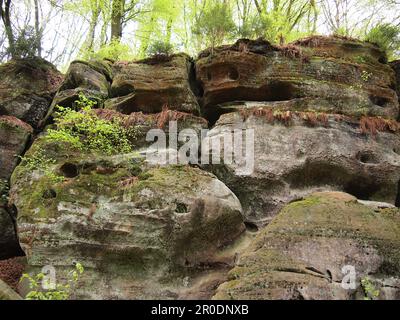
top-left (10, 130), bottom-right (244, 298)
top-left (203, 108), bottom-right (400, 226)
top-left (196, 37), bottom-right (398, 122)
top-left (214, 192), bottom-right (400, 300)
top-left (106, 54), bottom-right (200, 115)
top-left (0, 58), bottom-right (63, 128)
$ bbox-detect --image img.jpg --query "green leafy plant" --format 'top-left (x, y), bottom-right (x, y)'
top-left (361, 277), bottom-right (380, 300)
top-left (20, 263), bottom-right (84, 300)
top-left (84, 39), bottom-right (134, 61)
top-left (192, 1), bottom-right (235, 54)
top-left (19, 148), bottom-right (64, 183)
top-left (46, 94), bottom-right (136, 155)
top-left (365, 23), bottom-right (400, 60)
top-left (146, 40), bottom-right (174, 57)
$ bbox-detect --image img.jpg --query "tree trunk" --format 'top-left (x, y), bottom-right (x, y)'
top-left (111, 0), bottom-right (125, 41)
top-left (0, 0), bottom-right (16, 58)
top-left (33, 0), bottom-right (41, 57)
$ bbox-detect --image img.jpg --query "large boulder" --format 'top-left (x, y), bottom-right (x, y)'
top-left (214, 192), bottom-right (400, 300)
top-left (203, 107), bottom-right (400, 226)
top-left (196, 37), bottom-right (398, 121)
top-left (9, 129), bottom-right (244, 298)
top-left (106, 54), bottom-right (200, 115)
top-left (0, 58), bottom-right (63, 128)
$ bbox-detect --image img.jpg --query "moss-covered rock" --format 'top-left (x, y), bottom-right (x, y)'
top-left (0, 58), bottom-right (63, 128)
top-left (10, 134), bottom-right (244, 299)
top-left (214, 192), bottom-right (400, 300)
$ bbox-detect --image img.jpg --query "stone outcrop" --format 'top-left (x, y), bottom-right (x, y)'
top-left (2, 35), bottom-right (400, 300)
top-left (10, 131), bottom-right (244, 299)
top-left (49, 60), bottom-right (111, 113)
top-left (0, 58), bottom-right (63, 128)
top-left (203, 108), bottom-right (400, 226)
top-left (106, 54), bottom-right (200, 115)
top-left (196, 37), bottom-right (398, 122)
top-left (214, 192), bottom-right (400, 300)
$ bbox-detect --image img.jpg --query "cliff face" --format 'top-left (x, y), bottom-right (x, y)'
top-left (1, 36), bottom-right (400, 299)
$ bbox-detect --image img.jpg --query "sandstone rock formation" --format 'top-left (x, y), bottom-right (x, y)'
top-left (2, 35), bottom-right (400, 300)
top-left (9, 128), bottom-right (244, 299)
top-left (196, 37), bottom-right (398, 123)
top-left (203, 108), bottom-right (400, 226)
top-left (0, 58), bottom-right (63, 128)
top-left (214, 192), bottom-right (400, 300)
top-left (106, 54), bottom-right (200, 115)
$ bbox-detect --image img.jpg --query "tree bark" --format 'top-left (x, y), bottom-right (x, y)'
top-left (111, 0), bottom-right (125, 41)
top-left (33, 0), bottom-right (41, 57)
top-left (0, 0), bottom-right (16, 58)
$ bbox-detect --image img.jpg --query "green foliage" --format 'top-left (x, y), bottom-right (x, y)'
top-left (85, 39), bottom-right (135, 61)
top-left (21, 263), bottom-right (84, 300)
top-left (192, 1), bottom-right (235, 52)
top-left (361, 277), bottom-right (380, 300)
top-left (9, 26), bottom-right (40, 59)
top-left (46, 94), bottom-right (136, 155)
top-left (365, 23), bottom-right (400, 60)
top-left (146, 40), bottom-right (174, 57)
top-left (19, 148), bottom-right (64, 183)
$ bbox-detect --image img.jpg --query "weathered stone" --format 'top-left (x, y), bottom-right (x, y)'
top-left (203, 108), bottom-right (400, 226)
top-left (0, 278), bottom-right (22, 300)
top-left (106, 54), bottom-right (200, 115)
top-left (0, 116), bottom-right (32, 180)
top-left (48, 60), bottom-right (110, 115)
top-left (196, 37), bottom-right (398, 121)
top-left (391, 60), bottom-right (400, 106)
top-left (214, 192), bottom-right (400, 300)
top-left (0, 58), bottom-right (63, 128)
top-left (10, 133), bottom-right (244, 299)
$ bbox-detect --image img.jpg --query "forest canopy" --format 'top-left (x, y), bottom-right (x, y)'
top-left (1, 0), bottom-right (400, 69)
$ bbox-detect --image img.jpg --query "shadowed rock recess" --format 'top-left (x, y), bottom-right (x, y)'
top-left (1, 36), bottom-right (400, 299)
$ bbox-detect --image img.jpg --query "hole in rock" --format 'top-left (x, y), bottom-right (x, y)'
top-left (356, 151), bottom-right (379, 164)
top-left (175, 202), bottom-right (188, 213)
top-left (396, 180), bottom-right (400, 207)
top-left (244, 221), bottom-right (259, 232)
top-left (369, 95), bottom-right (390, 107)
top-left (59, 163), bottom-right (79, 178)
top-left (344, 179), bottom-right (380, 200)
top-left (42, 189), bottom-right (57, 199)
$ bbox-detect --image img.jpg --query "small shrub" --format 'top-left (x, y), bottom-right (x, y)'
top-left (9, 26), bottom-right (40, 59)
top-left (21, 263), bottom-right (84, 300)
top-left (146, 40), bottom-right (174, 58)
top-left (365, 23), bottom-right (400, 60)
top-left (84, 39), bottom-right (134, 61)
